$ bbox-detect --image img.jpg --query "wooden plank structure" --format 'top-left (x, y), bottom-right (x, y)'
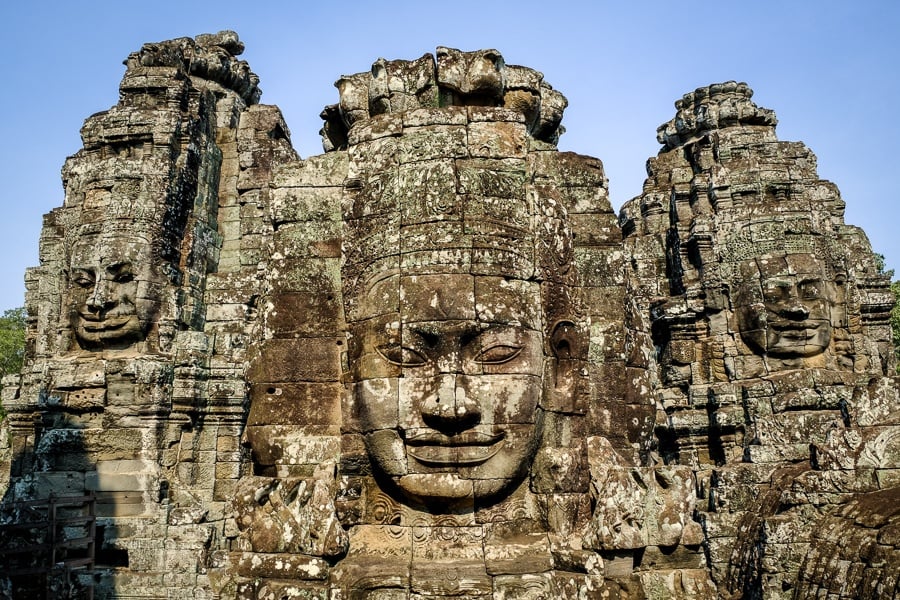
top-left (0, 493), bottom-right (95, 599)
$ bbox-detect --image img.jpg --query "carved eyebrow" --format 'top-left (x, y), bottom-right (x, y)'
top-left (407, 327), bottom-right (440, 348)
top-left (70, 267), bottom-right (96, 282)
top-left (762, 278), bottom-right (793, 287)
top-left (106, 261), bottom-right (134, 274)
top-left (406, 322), bottom-right (496, 348)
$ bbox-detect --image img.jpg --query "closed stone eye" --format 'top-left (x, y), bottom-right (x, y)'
top-left (799, 283), bottom-right (820, 299)
top-left (72, 271), bottom-right (95, 288)
top-left (376, 345), bottom-right (428, 367)
top-left (474, 344), bottom-right (522, 364)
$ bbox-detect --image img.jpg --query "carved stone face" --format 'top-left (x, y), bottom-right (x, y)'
top-left (734, 253), bottom-right (836, 358)
top-left (349, 272), bottom-right (546, 504)
top-left (68, 233), bottom-right (162, 350)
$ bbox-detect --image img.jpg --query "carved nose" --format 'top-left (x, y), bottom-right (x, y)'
top-left (421, 374), bottom-right (481, 434)
top-left (779, 302), bottom-right (810, 320)
top-left (86, 280), bottom-right (113, 311)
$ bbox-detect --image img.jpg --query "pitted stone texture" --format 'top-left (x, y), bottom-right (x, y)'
top-left (794, 488), bottom-right (900, 598)
top-left (621, 81), bottom-right (900, 597)
top-left (321, 47), bottom-right (568, 151)
top-left (656, 81), bottom-right (777, 150)
top-left (3, 38), bottom-right (896, 600)
top-left (124, 30), bottom-right (261, 104)
top-left (1, 31), bottom-right (276, 600)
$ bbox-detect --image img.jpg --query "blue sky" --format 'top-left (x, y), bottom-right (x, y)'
top-left (1, 1), bottom-right (898, 312)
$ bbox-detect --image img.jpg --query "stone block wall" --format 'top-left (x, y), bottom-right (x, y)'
top-left (0, 33), bottom-right (896, 600)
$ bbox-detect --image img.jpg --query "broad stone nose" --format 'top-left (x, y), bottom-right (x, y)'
top-left (435, 349), bottom-right (463, 375)
top-left (421, 374), bottom-right (482, 434)
top-left (778, 288), bottom-right (811, 319)
top-left (86, 278), bottom-right (115, 311)
top-left (779, 303), bottom-right (811, 319)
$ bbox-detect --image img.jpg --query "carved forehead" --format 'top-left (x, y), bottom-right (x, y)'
top-left (721, 219), bottom-right (847, 283)
top-left (68, 161), bottom-right (168, 198)
top-left (358, 272), bottom-right (542, 330)
top-left (742, 253), bottom-right (830, 280)
top-left (70, 232), bottom-right (154, 266)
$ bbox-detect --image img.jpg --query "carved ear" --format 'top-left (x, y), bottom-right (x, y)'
top-left (546, 320), bottom-right (586, 413)
top-left (550, 320), bottom-right (579, 360)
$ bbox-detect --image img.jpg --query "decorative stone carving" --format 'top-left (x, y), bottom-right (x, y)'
top-left (320, 47), bottom-right (567, 152)
top-left (621, 81), bottom-right (900, 597)
top-left (338, 107), bottom-right (582, 506)
top-left (68, 229), bottom-right (162, 350)
top-left (2, 35), bottom-right (897, 600)
top-left (1, 32), bottom-right (263, 598)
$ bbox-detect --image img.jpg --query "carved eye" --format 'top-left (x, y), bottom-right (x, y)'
top-left (72, 272), bottom-right (94, 288)
top-left (762, 286), bottom-right (778, 299)
top-left (475, 345), bottom-right (522, 365)
top-left (376, 345), bottom-right (428, 367)
top-left (113, 271), bottom-right (134, 284)
top-left (762, 284), bottom-right (787, 303)
top-left (800, 282), bottom-right (821, 299)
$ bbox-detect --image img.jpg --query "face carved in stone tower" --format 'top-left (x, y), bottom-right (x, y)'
top-left (339, 101), bottom-right (583, 508)
top-left (349, 272), bottom-right (557, 505)
top-left (734, 253), bottom-right (838, 359)
top-left (68, 233), bottom-right (162, 350)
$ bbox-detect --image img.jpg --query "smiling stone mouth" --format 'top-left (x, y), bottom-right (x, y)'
top-left (79, 315), bottom-right (134, 331)
top-left (405, 431), bottom-right (505, 466)
top-left (770, 321), bottom-right (826, 333)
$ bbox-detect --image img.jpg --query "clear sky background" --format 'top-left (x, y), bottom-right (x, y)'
top-left (1, 1), bottom-right (897, 313)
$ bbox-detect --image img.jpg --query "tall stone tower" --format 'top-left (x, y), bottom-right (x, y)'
top-left (1, 33), bottom-right (898, 600)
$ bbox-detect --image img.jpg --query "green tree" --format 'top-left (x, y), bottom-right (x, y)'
top-left (0, 306), bottom-right (26, 378)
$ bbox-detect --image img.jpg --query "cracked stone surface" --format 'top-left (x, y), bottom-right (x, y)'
top-left (0, 32), bottom-right (897, 599)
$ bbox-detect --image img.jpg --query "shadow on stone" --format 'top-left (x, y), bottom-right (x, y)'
top-left (0, 413), bottom-right (109, 599)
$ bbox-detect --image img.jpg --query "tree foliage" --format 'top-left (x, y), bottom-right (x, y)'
top-left (0, 306), bottom-right (26, 379)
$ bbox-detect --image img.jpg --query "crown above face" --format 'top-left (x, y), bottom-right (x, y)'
top-left (656, 81), bottom-right (778, 150)
top-left (321, 47), bottom-right (568, 151)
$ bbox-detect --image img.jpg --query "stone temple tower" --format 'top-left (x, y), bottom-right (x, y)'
top-left (1, 32), bottom-right (899, 600)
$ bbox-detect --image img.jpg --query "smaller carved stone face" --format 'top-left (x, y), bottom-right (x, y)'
top-left (349, 273), bottom-right (546, 504)
top-left (68, 233), bottom-right (161, 350)
top-left (734, 253), bottom-right (836, 358)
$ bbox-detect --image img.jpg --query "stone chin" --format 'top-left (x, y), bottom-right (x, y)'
top-left (394, 474), bottom-right (522, 505)
top-left (75, 314), bottom-right (144, 347)
top-left (764, 320), bottom-right (832, 357)
top-left (738, 314), bottom-right (832, 359)
top-left (363, 412), bottom-right (544, 506)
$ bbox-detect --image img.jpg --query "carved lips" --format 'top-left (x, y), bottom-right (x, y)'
top-left (768, 320), bottom-right (826, 338)
top-left (78, 313), bottom-right (137, 331)
top-left (764, 317), bottom-right (831, 357)
top-left (404, 430), bottom-right (506, 466)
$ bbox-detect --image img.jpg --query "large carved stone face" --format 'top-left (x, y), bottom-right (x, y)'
top-left (68, 233), bottom-right (162, 350)
top-left (734, 253), bottom-right (836, 358)
top-left (349, 272), bottom-right (545, 504)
